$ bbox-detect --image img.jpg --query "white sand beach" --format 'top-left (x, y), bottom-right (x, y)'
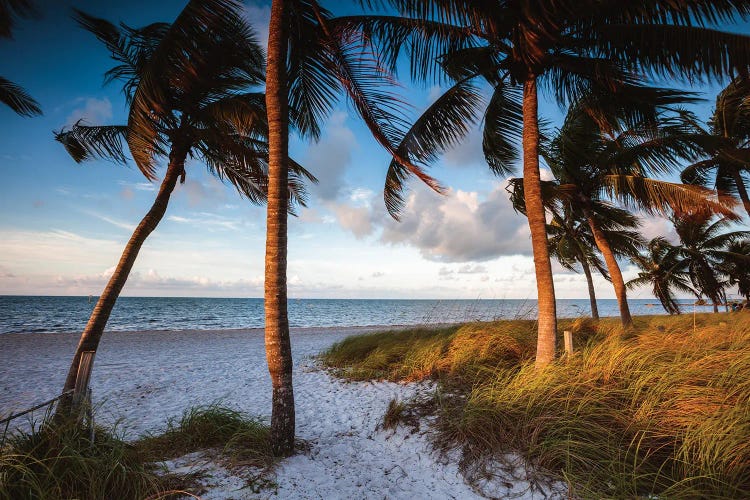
top-left (0, 327), bottom-right (561, 499)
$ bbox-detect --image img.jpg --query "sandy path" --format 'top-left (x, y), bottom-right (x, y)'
top-left (0, 327), bottom-right (484, 499)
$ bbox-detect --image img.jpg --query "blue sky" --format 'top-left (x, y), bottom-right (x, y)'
top-left (0, 0), bottom-right (744, 299)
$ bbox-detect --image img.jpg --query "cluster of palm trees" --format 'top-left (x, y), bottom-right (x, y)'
top-left (629, 214), bottom-right (750, 314)
top-left (5, 0), bottom-right (750, 456)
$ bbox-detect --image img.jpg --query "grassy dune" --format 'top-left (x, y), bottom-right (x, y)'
top-left (321, 313), bottom-right (750, 498)
top-left (0, 405), bottom-right (272, 500)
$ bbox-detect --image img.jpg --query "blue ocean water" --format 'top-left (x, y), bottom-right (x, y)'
top-left (0, 296), bottom-right (709, 335)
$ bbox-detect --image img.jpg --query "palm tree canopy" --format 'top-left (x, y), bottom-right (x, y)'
top-left (523, 96), bottom-right (740, 219)
top-left (681, 77), bottom-right (750, 208)
top-left (334, 0), bottom-right (750, 216)
top-left (627, 237), bottom-right (696, 314)
top-left (671, 212), bottom-right (750, 304)
top-left (54, 1), bottom-right (316, 209)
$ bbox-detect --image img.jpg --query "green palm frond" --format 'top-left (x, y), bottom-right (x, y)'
top-left (602, 174), bottom-right (738, 219)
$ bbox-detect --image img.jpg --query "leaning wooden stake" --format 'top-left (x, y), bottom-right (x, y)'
top-left (564, 330), bottom-right (574, 356)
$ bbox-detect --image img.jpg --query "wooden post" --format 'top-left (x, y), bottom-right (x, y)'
top-left (564, 330), bottom-right (573, 355)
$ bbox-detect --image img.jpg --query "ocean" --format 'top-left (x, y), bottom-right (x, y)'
top-left (0, 295), bottom-right (710, 335)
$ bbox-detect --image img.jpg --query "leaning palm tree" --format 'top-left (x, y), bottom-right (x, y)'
top-left (262, 0), bottom-right (443, 454)
top-left (54, 1), bottom-right (314, 416)
top-left (341, 0), bottom-right (750, 366)
top-left (545, 205), bottom-right (606, 320)
top-left (672, 213), bottom-right (750, 312)
top-left (539, 202), bottom-right (643, 320)
top-left (0, 0), bottom-right (40, 116)
top-left (627, 237), bottom-right (695, 315)
top-left (682, 77), bottom-right (750, 218)
top-left (510, 102), bottom-right (735, 327)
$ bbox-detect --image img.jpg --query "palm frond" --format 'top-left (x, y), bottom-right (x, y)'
top-left (602, 175), bottom-right (739, 219)
top-left (383, 77), bottom-right (483, 217)
top-left (0, 76), bottom-right (40, 116)
top-left (54, 122), bottom-right (129, 164)
top-left (483, 83), bottom-right (523, 176)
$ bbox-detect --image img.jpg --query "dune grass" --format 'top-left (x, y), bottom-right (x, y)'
top-left (321, 313), bottom-right (750, 498)
top-left (136, 404), bottom-right (273, 467)
top-left (0, 404), bottom-right (272, 500)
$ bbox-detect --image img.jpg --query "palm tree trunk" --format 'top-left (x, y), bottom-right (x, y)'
top-left (264, 0), bottom-right (295, 457)
top-left (57, 147), bottom-right (186, 416)
top-left (732, 170), bottom-right (750, 219)
top-left (579, 257), bottom-right (599, 320)
top-left (585, 212), bottom-right (633, 327)
top-left (522, 78), bottom-right (557, 367)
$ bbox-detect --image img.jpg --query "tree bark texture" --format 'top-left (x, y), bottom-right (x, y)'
top-left (585, 212), bottom-right (634, 327)
top-left (264, 0), bottom-right (295, 457)
top-left (522, 78), bottom-right (558, 367)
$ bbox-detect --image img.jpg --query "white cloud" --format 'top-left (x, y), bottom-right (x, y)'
top-left (65, 97), bottom-right (113, 126)
top-left (304, 112), bottom-right (358, 201)
top-left (378, 182), bottom-right (531, 262)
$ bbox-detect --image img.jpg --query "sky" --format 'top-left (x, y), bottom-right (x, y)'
top-left (0, 0), bottom-right (745, 299)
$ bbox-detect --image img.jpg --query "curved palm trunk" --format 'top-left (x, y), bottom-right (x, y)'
top-left (585, 212), bottom-right (633, 327)
top-left (522, 78), bottom-right (558, 367)
top-left (731, 170), bottom-right (750, 219)
top-left (579, 257), bottom-right (600, 320)
top-left (264, 0), bottom-right (295, 457)
top-left (57, 148), bottom-right (186, 416)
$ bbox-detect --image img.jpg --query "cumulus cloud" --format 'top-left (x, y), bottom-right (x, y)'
top-left (304, 112), bottom-right (357, 201)
top-left (378, 182), bottom-right (531, 262)
top-left (639, 215), bottom-right (678, 244)
top-left (66, 97), bottom-right (113, 126)
top-left (457, 264), bottom-right (487, 274)
top-left (330, 204), bottom-right (373, 239)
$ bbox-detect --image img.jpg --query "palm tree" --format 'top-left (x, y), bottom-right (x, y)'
top-left (719, 240), bottom-right (750, 302)
top-left (543, 203), bottom-right (643, 320)
top-left (627, 238), bottom-right (695, 315)
top-left (672, 213), bottom-right (750, 312)
top-left (682, 77), bottom-right (750, 218)
top-left (54, 1), bottom-right (314, 416)
top-left (263, 0), bottom-right (438, 454)
top-left (0, 0), bottom-right (40, 116)
top-left (510, 99), bottom-right (732, 327)
top-left (342, 0), bottom-right (750, 366)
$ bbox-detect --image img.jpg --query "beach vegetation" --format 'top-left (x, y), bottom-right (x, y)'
top-left (356, 0), bottom-right (750, 367)
top-left (682, 76), bottom-right (750, 219)
top-left (509, 96), bottom-right (734, 327)
top-left (261, 0), bottom-right (441, 454)
top-left (0, 404), bottom-right (272, 499)
top-left (322, 313), bottom-right (750, 498)
top-left (52, 0), bottom-right (314, 418)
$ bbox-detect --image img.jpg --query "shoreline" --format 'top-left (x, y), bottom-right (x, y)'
top-left (0, 308), bottom-right (731, 336)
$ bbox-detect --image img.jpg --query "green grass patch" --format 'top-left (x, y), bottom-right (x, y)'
top-left (136, 404), bottom-right (273, 467)
top-left (322, 313), bottom-right (750, 498)
top-left (0, 418), bottom-right (194, 500)
top-left (1, 405), bottom-right (272, 500)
